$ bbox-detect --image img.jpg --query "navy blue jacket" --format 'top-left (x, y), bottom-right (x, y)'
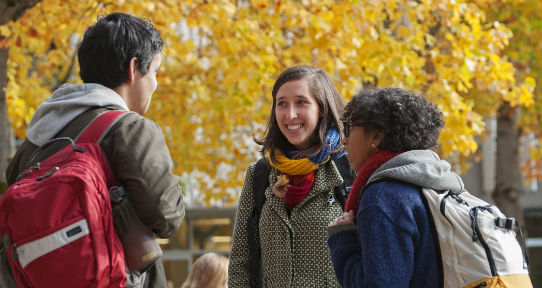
top-left (327, 180), bottom-right (440, 288)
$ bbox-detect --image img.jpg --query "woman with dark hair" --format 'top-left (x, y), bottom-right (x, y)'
top-left (229, 65), bottom-right (351, 287)
top-left (327, 88), bottom-right (463, 287)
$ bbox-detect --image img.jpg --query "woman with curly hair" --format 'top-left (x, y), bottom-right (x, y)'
top-left (327, 88), bottom-right (464, 287)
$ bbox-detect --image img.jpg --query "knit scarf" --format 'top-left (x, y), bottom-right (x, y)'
top-left (344, 150), bottom-right (402, 215)
top-left (284, 172), bottom-right (316, 211)
top-left (268, 127), bottom-right (343, 175)
top-left (269, 128), bottom-right (343, 210)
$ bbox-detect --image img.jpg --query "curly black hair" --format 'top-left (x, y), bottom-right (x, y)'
top-left (343, 88), bottom-right (444, 152)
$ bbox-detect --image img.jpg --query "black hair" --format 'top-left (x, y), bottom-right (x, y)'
top-left (343, 88), bottom-right (444, 151)
top-left (78, 12), bottom-right (163, 88)
top-left (256, 65), bottom-right (345, 163)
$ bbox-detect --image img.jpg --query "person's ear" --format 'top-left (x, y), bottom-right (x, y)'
top-left (372, 130), bottom-right (384, 148)
top-left (128, 57), bottom-right (138, 85)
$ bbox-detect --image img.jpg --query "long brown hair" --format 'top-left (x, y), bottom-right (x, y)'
top-left (255, 65), bottom-right (345, 164)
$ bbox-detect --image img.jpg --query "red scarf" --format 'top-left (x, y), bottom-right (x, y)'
top-left (284, 171), bottom-right (316, 211)
top-left (344, 150), bottom-right (402, 215)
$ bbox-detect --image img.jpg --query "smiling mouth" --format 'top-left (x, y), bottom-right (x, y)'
top-left (286, 124), bottom-right (303, 131)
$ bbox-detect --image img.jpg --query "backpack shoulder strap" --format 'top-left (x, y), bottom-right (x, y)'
top-left (76, 110), bottom-right (128, 144)
top-left (247, 157), bottom-right (270, 288)
top-left (252, 158), bottom-right (271, 212)
top-left (22, 110), bottom-right (128, 173)
top-left (76, 110), bottom-right (128, 188)
top-left (418, 188), bottom-right (445, 288)
top-left (333, 154), bottom-right (354, 210)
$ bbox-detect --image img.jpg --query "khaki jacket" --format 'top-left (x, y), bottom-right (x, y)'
top-left (229, 160), bottom-right (345, 288)
top-left (4, 106), bottom-right (185, 287)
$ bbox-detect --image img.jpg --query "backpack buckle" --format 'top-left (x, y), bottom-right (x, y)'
top-left (495, 217), bottom-right (516, 230)
top-left (109, 186), bottom-right (126, 203)
top-left (328, 194), bottom-right (336, 206)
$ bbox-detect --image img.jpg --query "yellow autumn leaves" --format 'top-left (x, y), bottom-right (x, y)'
top-left (1, 0), bottom-right (538, 205)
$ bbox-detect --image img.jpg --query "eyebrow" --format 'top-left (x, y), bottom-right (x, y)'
top-left (276, 94), bottom-right (311, 100)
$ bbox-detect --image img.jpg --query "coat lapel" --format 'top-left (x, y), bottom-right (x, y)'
top-left (300, 161), bottom-right (342, 207)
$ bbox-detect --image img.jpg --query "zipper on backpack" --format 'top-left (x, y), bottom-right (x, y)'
top-left (16, 162), bottom-right (41, 182)
top-left (469, 206), bottom-right (497, 276)
top-left (11, 243), bottom-right (19, 259)
top-left (440, 192), bottom-right (469, 216)
top-left (36, 167), bottom-right (60, 181)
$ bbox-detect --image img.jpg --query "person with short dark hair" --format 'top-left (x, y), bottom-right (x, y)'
top-left (327, 88), bottom-right (457, 287)
top-left (228, 65), bottom-right (351, 287)
top-left (78, 13), bottom-right (163, 91)
top-left (3, 12), bottom-right (185, 287)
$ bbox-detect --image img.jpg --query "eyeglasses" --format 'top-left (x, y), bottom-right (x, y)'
top-left (342, 121), bottom-right (367, 137)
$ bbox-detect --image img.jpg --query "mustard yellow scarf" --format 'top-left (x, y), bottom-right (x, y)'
top-left (268, 127), bottom-right (343, 175)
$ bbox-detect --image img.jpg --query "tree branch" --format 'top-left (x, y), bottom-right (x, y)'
top-left (0, 0), bottom-right (41, 26)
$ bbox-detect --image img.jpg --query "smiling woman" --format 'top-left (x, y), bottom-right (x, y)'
top-left (228, 65), bottom-right (352, 288)
top-left (274, 79), bottom-right (320, 150)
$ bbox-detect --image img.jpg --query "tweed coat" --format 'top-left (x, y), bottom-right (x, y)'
top-left (229, 159), bottom-right (345, 288)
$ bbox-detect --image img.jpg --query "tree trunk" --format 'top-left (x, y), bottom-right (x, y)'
top-left (0, 0), bottom-right (41, 26)
top-left (0, 47), bottom-right (8, 185)
top-left (493, 102), bottom-right (527, 234)
top-left (0, 0), bottom-right (41, 188)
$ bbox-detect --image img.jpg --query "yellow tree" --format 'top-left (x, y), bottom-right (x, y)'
top-left (0, 0), bottom-right (41, 190)
top-left (479, 0), bottom-right (542, 229)
top-left (1, 0), bottom-right (535, 209)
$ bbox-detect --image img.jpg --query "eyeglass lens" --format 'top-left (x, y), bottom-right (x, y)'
top-left (343, 122), bottom-right (350, 137)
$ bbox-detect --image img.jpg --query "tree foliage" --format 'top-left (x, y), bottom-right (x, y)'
top-left (0, 0), bottom-right (536, 206)
top-left (0, 0), bottom-right (42, 185)
top-left (482, 0), bottom-right (542, 183)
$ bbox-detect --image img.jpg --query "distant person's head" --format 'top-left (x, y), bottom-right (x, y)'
top-left (78, 12), bottom-right (163, 114)
top-left (181, 253), bottom-right (229, 288)
top-left (258, 65), bottom-right (345, 163)
top-left (342, 88), bottom-right (444, 170)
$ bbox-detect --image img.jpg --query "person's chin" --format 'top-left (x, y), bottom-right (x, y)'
top-left (290, 139), bottom-right (311, 150)
top-left (346, 155), bottom-right (359, 171)
top-left (285, 135), bottom-right (300, 145)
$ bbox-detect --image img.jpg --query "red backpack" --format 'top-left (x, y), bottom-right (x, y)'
top-left (0, 110), bottom-right (127, 287)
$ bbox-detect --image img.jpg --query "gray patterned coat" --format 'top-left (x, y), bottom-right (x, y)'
top-left (228, 160), bottom-right (345, 288)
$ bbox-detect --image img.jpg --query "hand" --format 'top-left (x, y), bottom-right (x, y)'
top-left (329, 210), bottom-right (355, 227)
top-left (273, 174), bottom-right (290, 199)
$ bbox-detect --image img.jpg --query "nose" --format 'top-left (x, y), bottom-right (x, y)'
top-left (287, 106), bottom-right (297, 119)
